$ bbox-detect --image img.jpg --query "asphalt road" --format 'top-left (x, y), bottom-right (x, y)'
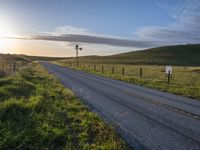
top-left (42, 62), bottom-right (200, 150)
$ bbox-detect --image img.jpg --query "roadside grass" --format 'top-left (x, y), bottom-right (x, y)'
top-left (0, 54), bottom-right (28, 78)
top-left (0, 63), bottom-right (129, 150)
top-left (55, 61), bottom-right (200, 100)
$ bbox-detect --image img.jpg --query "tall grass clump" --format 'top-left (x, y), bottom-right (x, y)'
top-left (0, 63), bottom-right (129, 150)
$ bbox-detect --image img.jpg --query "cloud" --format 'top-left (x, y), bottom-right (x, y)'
top-left (135, 0), bottom-right (200, 45)
top-left (29, 34), bottom-right (156, 48)
top-left (171, 0), bottom-right (200, 19)
top-left (4, 0), bottom-right (199, 51)
top-left (6, 26), bottom-right (157, 48)
top-left (135, 16), bottom-right (200, 44)
top-left (53, 26), bottom-right (93, 36)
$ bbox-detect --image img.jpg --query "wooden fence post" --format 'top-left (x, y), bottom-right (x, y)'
top-left (94, 65), bottom-right (96, 70)
top-left (140, 68), bottom-right (143, 78)
top-left (13, 62), bottom-right (16, 71)
top-left (122, 67), bottom-right (125, 76)
top-left (3, 64), bottom-right (5, 73)
top-left (102, 65), bottom-right (104, 73)
top-left (10, 63), bottom-right (12, 71)
top-left (112, 67), bottom-right (114, 74)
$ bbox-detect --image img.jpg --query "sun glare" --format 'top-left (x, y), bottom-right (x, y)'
top-left (0, 21), bottom-right (14, 37)
top-left (0, 16), bottom-right (16, 53)
top-left (0, 14), bottom-right (16, 37)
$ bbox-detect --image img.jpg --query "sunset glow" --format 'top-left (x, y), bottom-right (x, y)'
top-left (0, 16), bottom-right (16, 53)
top-left (0, 0), bottom-right (199, 56)
top-left (0, 18), bottom-right (15, 37)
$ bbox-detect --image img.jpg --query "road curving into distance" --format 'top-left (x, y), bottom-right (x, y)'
top-left (42, 62), bottom-right (200, 150)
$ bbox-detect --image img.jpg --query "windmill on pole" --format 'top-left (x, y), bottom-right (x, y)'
top-left (75, 44), bottom-right (82, 67)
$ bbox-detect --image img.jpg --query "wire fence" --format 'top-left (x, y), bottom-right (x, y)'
top-left (0, 61), bottom-right (27, 77)
top-left (60, 61), bottom-right (200, 87)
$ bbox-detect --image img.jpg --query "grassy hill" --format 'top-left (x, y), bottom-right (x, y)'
top-left (27, 56), bottom-right (66, 61)
top-left (0, 54), bottom-right (66, 62)
top-left (1, 44), bottom-right (200, 66)
top-left (109, 44), bottom-right (200, 66)
top-left (0, 54), bottom-right (29, 62)
top-left (73, 44), bottom-right (200, 66)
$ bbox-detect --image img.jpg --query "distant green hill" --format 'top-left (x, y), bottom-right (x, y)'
top-left (0, 54), bottom-right (66, 62)
top-left (27, 56), bottom-right (66, 61)
top-left (76, 44), bottom-right (200, 66)
top-left (1, 44), bottom-right (200, 66)
top-left (0, 54), bottom-right (29, 62)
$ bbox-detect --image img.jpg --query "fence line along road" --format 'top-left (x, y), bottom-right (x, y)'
top-left (42, 62), bottom-right (200, 150)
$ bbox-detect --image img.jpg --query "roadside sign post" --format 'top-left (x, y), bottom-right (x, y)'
top-left (168, 70), bottom-right (171, 83)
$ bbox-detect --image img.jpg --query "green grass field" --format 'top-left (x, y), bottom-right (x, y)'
top-left (0, 62), bottom-right (129, 150)
top-left (56, 60), bottom-right (200, 100)
top-left (54, 44), bottom-right (200, 100)
top-left (62, 44), bottom-right (200, 66)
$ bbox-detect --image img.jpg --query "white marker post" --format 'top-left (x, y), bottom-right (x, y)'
top-left (165, 66), bottom-right (172, 83)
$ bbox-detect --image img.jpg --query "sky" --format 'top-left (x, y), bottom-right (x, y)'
top-left (0, 0), bottom-right (199, 57)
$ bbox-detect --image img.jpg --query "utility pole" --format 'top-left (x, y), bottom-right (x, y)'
top-left (75, 45), bottom-right (82, 67)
